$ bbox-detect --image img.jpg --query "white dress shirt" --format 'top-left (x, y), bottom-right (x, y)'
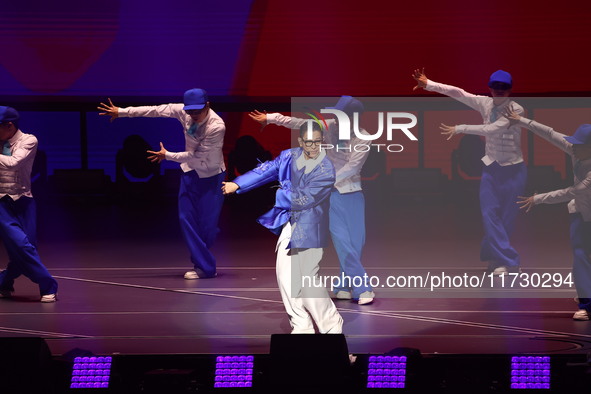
top-left (267, 113), bottom-right (369, 193)
top-left (118, 104), bottom-right (226, 178)
top-left (425, 80), bottom-right (524, 167)
top-left (0, 130), bottom-right (36, 200)
top-left (517, 117), bottom-right (591, 221)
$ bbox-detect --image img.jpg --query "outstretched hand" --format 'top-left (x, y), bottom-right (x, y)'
top-left (249, 110), bottom-right (268, 125)
top-left (516, 195), bottom-right (535, 212)
top-left (147, 142), bottom-right (167, 163)
top-left (503, 106), bottom-right (521, 125)
top-left (221, 181), bottom-right (239, 195)
top-left (439, 123), bottom-right (457, 141)
top-left (412, 67), bottom-right (428, 91)
top-left (97, 98), bottom-right (120, 122)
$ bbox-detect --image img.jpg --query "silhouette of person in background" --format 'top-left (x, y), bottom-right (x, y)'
top-left (115, 134), bottom-right (161, 202)
top-left (227, 135), bottom-right (272, 180)
top-left (117, 134), bottom-right (160, 183)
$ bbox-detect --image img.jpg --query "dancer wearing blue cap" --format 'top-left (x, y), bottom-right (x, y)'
top-left (98, 89), bottom-right (226, 279)
top-left (0, 107), bottom-right (58, 302)
top-left (412, 69), bottom-right (527, 275)
top-left (505, 110), bottom-right (591, 320)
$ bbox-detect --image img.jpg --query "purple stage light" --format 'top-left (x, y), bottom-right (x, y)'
top-left (510, 355), bottom-right (550, 390)
top-left (366, 354), bottom-right (408, 389)
top-left (70, 355), bottom-right (112, 389)
top-left (214, 355), bottom-right (255, 389)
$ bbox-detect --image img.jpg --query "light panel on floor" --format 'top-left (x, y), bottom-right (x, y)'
top-left (213, 355), bottom-right (255, 388)
top-left (366, 355), bottom-right (407, 389)
top-left (510, 356), bottom-right (551, 390)
top-left (70, 356), bottom-right (112, 389)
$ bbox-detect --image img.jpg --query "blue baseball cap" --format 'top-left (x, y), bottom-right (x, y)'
top-left (327, 95), bottom-right (364, 114)
top-left (0, 106), bottom-right (19, 123)
top-left (488, 70), bottom-right (512, 88)
top-left (565, 124), bottom-right (591, 145)
top-left (183, 88), bottom-right (208, 110)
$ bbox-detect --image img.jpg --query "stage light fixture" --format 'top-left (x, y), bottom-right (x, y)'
top-left (510, 356), bottom-right (551, 390)
top-left (366, 355), bottom-right (408, 389)
top-left (70, 356), bottom-right (112, 389)
top-left (213, 355), bottom-right (255, 388)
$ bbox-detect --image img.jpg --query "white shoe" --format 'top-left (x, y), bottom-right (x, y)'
top-left (492, 266), bottom-right (508, 275)
top-left (184, 271), bottom-right (216, 279)
top-left (41, 294), bottom-right (57, 303)
top-left (335, 291), bottom-right (352, 300)
top-left (491, 266), bottom-right (522, 275)
top-left (358, 291), bottom-right (375, 305)
top-left (184, 270), bottom-right (200, 279)
top-left (573, 309), bottom-right (589, 321)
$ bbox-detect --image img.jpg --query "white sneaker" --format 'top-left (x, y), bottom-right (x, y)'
top-left (573, 309), bottom-right (589, 321)
top-left (184, 271), bottom-right (217, 279)
top-left (492, 266), bottom-right (508, 275)
top-left (41, 294), bottom-right (57, 303)
top-left (491, 266), bottom-right (522, 275)
top-left (358, 291), bottom-right (375, 305)
top-left (335, 291), bottom-right (352, 300)
top-left (184, 270), bottom-right (200, 279)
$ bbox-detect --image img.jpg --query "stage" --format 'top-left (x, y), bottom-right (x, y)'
top-left (1, 190), bottom-right (590, 358)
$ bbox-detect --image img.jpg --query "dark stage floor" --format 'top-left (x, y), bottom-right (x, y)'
top-left (1, 189), bottom-right (591, 359)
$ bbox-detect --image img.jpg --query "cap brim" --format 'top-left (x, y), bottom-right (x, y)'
top-left (488, 82), bottom-right (512, 88)
top-left (564, 136), bottom-right (584, 144)
top-left (183, 104), bottom-right (206, 110)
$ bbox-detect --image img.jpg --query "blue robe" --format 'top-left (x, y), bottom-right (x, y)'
top-left (234, 148), bottom-right (335, 249)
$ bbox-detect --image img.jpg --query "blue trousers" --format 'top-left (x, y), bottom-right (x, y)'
top-left (329, 190), bottom-right (372, 298)
top-left (178, 171), bottom-right (225, 278)
top-left (570, 213), bottom-right (591, 308)
top-left (0, 196), bottom-right (58, 296)
top-left (479, 162), bottom-right (527, 270)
